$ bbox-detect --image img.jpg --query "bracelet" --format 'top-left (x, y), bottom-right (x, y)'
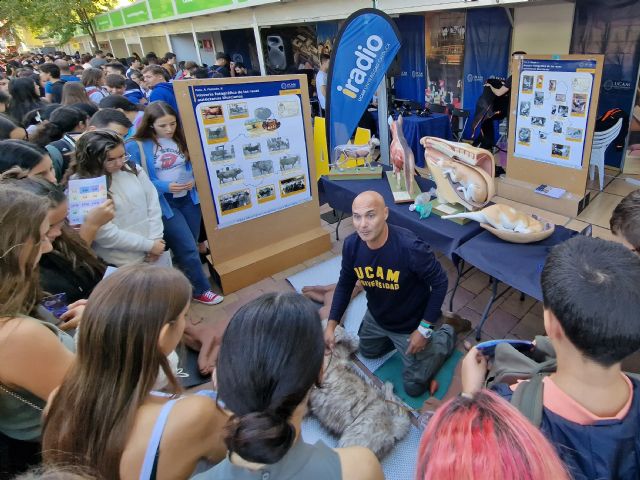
top-left (417, 322), bottom-right (433, 339)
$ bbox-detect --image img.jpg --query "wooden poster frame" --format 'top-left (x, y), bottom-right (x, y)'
top-left (174, 75), bottom-right (330, 293)
top-left (506, 54), bottom-right (604, 196)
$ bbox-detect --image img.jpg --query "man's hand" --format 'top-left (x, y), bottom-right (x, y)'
top-left (324, 320), bottom-right (338, 351)
top-left (406, 329), bottom-right (429, 355)
top-left (58, 299), bottom-right (87, 331)
top-left (461, 346), bottom-right (489, 395)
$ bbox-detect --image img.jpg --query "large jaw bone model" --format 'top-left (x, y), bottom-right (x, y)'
top-left (420, 137), bottom-right (495, 211)
top-left (389, 115), bottom-right (416, 196)
top-left (443, 204), bottom-right (545, 234)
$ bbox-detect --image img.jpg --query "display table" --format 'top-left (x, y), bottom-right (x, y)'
top-left (370, 111), bottom-right (452, 167)
top-left (451, 226), bottom-right (578, 339)
top-left (318, 169), bottom-right (484, 259)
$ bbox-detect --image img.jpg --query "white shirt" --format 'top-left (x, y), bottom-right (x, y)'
top-left (316, 70), bottom-right (327, 111)
top-left (153, 138), bottom-right (191, 198)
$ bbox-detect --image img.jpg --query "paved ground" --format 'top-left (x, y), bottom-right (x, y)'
top-left (189, 166), bottom-right (640, 409)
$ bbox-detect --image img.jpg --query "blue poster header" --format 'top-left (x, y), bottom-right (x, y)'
top-left (190, 79), bottom-right (301, 104)
top-left (326, 8), bottom-right (401, 154)
top-left (522, 59), bottom-right (597, 73)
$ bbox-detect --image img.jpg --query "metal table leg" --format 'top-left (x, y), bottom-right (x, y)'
top-left (475, 277), bottom-right (511, 341)
top-left (448, 260), bottom-right (474, 311)
top-left (335, 210), bottom-right (345, 241)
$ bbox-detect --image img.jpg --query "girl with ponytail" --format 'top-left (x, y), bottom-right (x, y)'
top-left (194, 292), bottom-right (383, 480)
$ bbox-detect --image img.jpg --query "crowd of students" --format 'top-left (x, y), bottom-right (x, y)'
top-left (0, 50), bottom-right (639, 480)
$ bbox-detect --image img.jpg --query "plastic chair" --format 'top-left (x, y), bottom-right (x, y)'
top-left (450, 108), bottom-right (470, 142)
top-left (495, 118), bottom-right (508, 152)
top-left (589, 118), bottom-right (622, 190)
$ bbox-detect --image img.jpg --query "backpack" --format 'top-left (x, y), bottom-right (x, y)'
top-left (486, 336), bottom-right (640, 426)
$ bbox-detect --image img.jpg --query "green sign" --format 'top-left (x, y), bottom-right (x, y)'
top-left (148, 0), bottom-right (174, 20)
top-left (94, 14), bottom-right (112, 32)
top-left (109, 11), bottom-right (125, 28)
top-left (174, 0), bottom-right (233, 15)
top-left (123, 3), bottom-right (150, 24)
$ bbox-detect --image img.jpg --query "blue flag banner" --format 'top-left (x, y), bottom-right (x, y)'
top-left (394, 15), bottom-right (426, 103)
top-left (462, 7), bottom-right (512, 140)
top-left (326, 8), bottom-right (401, 155)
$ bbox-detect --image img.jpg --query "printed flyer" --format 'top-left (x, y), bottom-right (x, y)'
top-left (513, 59), bottom-right (596, 170)
top-left (190, 79), bottom-right (312, 228)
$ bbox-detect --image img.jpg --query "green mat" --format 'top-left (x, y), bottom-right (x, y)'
top-left (373, 350), bottom-right (464, 410)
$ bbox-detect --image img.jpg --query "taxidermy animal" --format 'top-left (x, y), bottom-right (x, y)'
top-left (437, 158), bottom-right (488, 204)
top-left (442, 204), bottom-right (545, 233)
top-left (309, 324), bottom-right (411, 459)
top-left (389, 115), bottom-right (415, 195)
top-left (332, 136), bottom-right (380, 170)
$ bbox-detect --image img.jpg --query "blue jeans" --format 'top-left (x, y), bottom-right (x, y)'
top-left (163, 195), bottom-right (210, 295)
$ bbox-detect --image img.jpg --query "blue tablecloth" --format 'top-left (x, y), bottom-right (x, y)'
top-left (453, 226), bottom-right (578, 301)
top-left (318, 170), bottom-right (485, 259)
top-left (370, 111), bottom-right (452, 167)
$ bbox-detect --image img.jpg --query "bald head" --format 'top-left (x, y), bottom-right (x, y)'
top-left (352, 191), bottom-right (389, 247)
top-left (353, 190), bottom-right (386, 211)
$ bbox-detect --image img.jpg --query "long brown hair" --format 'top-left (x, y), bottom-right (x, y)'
top-left (0, 185), bottom-right (49, 318)
top-left (133, 101), bottom-right (189, 157)
top-left (42, 264), bottom-right (191, 478)
top-left (61, 82), bottom-right (92, 106)
top-left (70, 130), bottom-right (136, 182)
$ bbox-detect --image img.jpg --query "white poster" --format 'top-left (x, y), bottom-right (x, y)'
top-left (191, 80), bottom-right (312, 228)
top-left (513, 59), bottom-right (596, 170)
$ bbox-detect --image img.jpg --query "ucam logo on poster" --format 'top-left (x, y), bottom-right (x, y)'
top-left (336, 35), bottom-right (392, 102)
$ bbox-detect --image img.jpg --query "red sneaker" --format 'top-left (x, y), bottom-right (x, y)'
top-left (193, 290), bottom-right (224, 305)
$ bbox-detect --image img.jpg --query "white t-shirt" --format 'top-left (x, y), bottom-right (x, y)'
top-left (316, 70), bottom-right (327, 111)
top-left (153, 138), bottom-right (191, 198)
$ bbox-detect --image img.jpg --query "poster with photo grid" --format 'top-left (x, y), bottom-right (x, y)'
top-left (513, 59), bottom-right (596, 170)
top-left (189, 79), bottom-right (312, 228)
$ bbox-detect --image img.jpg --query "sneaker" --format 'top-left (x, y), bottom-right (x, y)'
top-left (193, 290), bottom-right (224, 305)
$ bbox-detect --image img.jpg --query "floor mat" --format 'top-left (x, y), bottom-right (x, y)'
top-left (374, 349), bottom-right (463, 410)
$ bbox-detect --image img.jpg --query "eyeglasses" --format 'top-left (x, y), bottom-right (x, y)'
top-left (105, 152), bottom-right (131, 164)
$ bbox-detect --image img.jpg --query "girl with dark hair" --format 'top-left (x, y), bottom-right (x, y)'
top-left (0, 185), bottom-right (75, 476)
top-left (22, 103), bottom-right (61, 137)
top-left (0, 90), bottom-right (11, 114)
top-left (71, 130), bottom-right (165, 266)
top-left (127, 101), bottom-right (222, 305)
top-left (194, 292), bottom-right (383, 480)
top-left (0, 139), bottom-right (56, 183)
top-left (0, 113), bottom-right (27, 140)
top-left (81, 68), bottom-right (107, 104)
top-left (60, 81), bottom-right (92, 106)
top-left (6, 77), bottom-right (47, 126)
top-left (30, 105), bottom-right (89, 181)
top-left (42, 265), bottom-right (227, 479)
top-left (1, 174), bottom-right (112, 304)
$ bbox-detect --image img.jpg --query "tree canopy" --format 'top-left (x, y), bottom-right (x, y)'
top-left (0, 0), bottom-right (117, 50)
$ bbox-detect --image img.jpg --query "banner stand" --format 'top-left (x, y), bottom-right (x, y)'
top-left (174, 75), bottom-right (330, 293)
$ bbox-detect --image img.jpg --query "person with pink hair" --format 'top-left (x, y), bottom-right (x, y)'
top-left (415, 390), bottom-right (569, 480)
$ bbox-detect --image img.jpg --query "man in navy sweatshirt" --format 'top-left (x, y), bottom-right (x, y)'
top-left (142, 65), bottom-right (178, 114)
top-left (326, 191), bottom-right (453, 396)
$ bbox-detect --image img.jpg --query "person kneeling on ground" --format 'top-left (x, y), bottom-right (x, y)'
top-left (325, 191), bottom-right (469, 397)
top-left (461, 236), bottom-right (640, 480)
top-left (194, 292), bottom-right (383, 480)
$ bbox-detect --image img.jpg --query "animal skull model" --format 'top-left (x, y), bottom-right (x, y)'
top-left (420, 136), bottom-right (495, 211)
top-left (308, 324), bottom-right (411, 459)
top-left (442, 204), bottom-right (545, 233)
top-left (389, 115), bottom-right (416, 196)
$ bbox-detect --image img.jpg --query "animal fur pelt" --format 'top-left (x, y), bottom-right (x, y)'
top-left (308, 325), bottom-right (411, 459)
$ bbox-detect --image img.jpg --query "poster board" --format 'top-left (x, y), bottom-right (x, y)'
top-left (174, 75), bottom-right (330, 293)
top-left (506, 55), bottom-right (604, 196)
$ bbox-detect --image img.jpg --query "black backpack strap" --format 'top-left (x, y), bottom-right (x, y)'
top-left (511, 374), bottom-right (545, 427)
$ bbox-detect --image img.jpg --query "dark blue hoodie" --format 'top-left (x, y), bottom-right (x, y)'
top-left (149, 82), bottom-right (178, 114)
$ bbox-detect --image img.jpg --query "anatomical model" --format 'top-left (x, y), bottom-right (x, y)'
top-left (389, 115), bottom-right (416, 196)
top-left (420, 137), bottom-right (495, 211)
top-left (443, 204), bottom-right (545, 233)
